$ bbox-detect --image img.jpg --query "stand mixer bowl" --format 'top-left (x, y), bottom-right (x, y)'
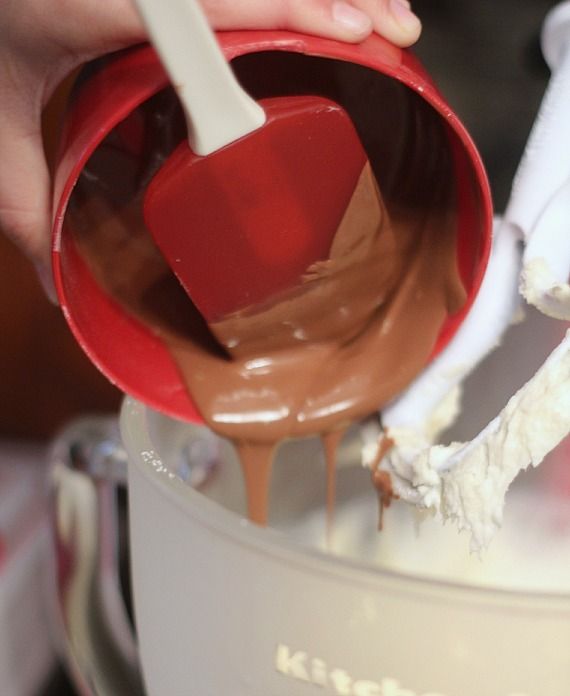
top-left (49, 398), bottom-right (570, 696)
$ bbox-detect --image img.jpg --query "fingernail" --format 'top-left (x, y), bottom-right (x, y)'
top-left (332, 1), bottom-right (373, 36)
top-left (389, 0), bottom-right (421, 31)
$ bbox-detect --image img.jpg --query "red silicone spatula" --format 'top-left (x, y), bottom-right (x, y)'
top-left (136, 0), bottom-right (368, 323)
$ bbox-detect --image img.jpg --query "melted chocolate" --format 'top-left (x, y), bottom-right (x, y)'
top-left (67, 55), bottom-right (467, 527)
top-left (369, 435), bottom-right (397, 529)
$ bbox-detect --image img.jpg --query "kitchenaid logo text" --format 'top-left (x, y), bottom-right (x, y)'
top-left (275, 644), bottom-right (530, 696)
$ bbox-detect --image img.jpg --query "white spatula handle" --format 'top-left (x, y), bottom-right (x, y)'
top-left (134, 0), bottom-right (266, 155)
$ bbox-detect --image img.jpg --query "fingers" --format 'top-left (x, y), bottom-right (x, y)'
top-left (43, 0), bottom-right (420, 56)
top-left (202, 0), bottom-right (370, 41)
top-left (201, 0), bottom-right (421, 46)
top-left (8, 0), bottom-right (419, 61)
top-left (271, 0), bottom-right (375, 42)
top-left (351, 0), bottom-right (421, 46)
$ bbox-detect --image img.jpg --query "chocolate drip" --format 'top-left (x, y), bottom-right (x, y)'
top-left (322, 429), bottom-right (348, 545)
top-left (369, 436), bottom-right (397, 529)
top-left (236, 441), bottom-right (275, 526)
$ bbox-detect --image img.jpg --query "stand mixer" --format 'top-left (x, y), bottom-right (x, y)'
top-left (48, 2), bottom-right (570, 695)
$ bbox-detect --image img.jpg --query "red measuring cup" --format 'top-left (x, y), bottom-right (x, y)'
top-left (52, 31), bottom-right (493, 424)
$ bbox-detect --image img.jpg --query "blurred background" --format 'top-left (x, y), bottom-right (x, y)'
top-left (0, 0), bottom-right (564, 693)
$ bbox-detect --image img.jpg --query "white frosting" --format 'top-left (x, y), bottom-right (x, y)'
top-left (375, 330), bottom-right (570, 551)
top-left (287, 478), bottom-right (570, 593)
top-left (521, 255), bottom-right (570, 320)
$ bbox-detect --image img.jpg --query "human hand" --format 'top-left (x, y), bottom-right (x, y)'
top-left (0, 0), bottom-right (421, 296)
